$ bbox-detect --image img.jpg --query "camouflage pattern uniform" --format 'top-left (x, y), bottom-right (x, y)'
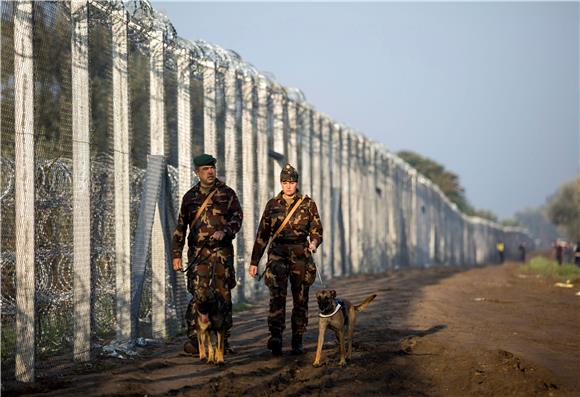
top-left (250, 166), bottom-right (322, 350)
top-left (172, 178), bottom-right (243, 343)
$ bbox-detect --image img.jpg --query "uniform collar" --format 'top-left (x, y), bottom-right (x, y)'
top-left (275, 189), bottom-right (301, 205)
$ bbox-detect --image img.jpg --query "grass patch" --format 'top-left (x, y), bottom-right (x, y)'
top-left (520, 256), bottom-right (580, 282)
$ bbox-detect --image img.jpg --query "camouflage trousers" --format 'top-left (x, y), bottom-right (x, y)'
top-left (185, 244), bottom-right (237, 340)
top-left (264, 242), bottom-right (317, 337)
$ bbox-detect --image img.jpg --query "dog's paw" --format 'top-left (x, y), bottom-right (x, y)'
top-left (312, 361), bottom-right (322, 368)
top-left (339, 360), bottom-right (347, 367)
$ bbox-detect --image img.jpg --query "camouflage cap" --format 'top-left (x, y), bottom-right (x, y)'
top-left (280, 163), bottom-right (299, 182)
top-left (193, 153), bottom-right (216, 167)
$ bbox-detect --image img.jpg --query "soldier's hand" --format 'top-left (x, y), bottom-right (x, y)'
top-left (308, 240), bottom-right (318, 254)
top-left (248, 264), bottom-right (258, 278)
top-left (172, 258), bottom-right (182, 272)
top-left (211, 230), bottom-right (226, 241)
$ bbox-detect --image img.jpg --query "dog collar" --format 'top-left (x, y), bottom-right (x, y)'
top-left (319, 303), bottom-right (341, 318)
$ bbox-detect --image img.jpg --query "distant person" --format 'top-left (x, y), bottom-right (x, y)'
top-left (563, 241), bottom-right (573, 264)
top-left (554, 240), bottom-right (563, 265)
top-left (496, 241), bottom-right (505, 263)
top-left (518, 243), bottom-right (526, 262)
top-left (574, 242), bottom-right (580, 266)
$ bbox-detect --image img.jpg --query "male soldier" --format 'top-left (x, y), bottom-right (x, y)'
top-left (172, 154), bottom-right (242, 355)
top-left (248, 164), bottom-right (322, 355)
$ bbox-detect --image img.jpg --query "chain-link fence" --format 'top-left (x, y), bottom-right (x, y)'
top-left (0, 0), bottom-right (534, 384)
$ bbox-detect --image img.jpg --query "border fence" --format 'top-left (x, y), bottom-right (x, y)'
top-left (0, 0), bottom-right (533, 383)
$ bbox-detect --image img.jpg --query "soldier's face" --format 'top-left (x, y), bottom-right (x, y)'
top-left (281, 181), bottom-right (297, 196)
top-left (196, 165), bottom-right (216, 186)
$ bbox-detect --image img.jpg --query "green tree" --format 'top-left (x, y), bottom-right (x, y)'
top-left (500, 218), bottom-right (520, 227)
top-left (546, 177), bottom-right (580, 242)
top-left (397, 150), bottom-right (502, 222)
top-left (398, 150), bottom-right (472, 214)
top-left (468, 208), bottom-right (498, 222)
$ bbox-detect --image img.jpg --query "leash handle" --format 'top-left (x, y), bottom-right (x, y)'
top-left (180, 239), bottom-right (211, 273)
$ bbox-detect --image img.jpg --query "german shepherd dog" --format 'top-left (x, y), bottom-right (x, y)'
top-left (194, 286), bottom-right (228, 365)
top-left (313, 290), bottom-right (376, 367)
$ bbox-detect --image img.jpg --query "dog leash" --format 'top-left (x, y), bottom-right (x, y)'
top-left (180, 239), bottom-right (217, 273)
top-left (315, 266), bottom-right (326, 288)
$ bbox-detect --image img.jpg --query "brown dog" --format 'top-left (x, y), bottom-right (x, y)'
top-left (195, 287), bottom-right (227, 365)
top-left (313, 290), bottom-right (376, 367)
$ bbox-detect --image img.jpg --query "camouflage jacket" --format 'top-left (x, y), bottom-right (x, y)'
top-left (172, 179), bottom-right (243, 259)
top-left (250, 191), bottom-right (322, 267)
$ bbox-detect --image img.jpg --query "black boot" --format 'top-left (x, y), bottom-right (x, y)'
top-left (267, 332), bottom-right (283, 356)
top-left (224, 338), bottom-right (236, 355)
top-left (184, 336), bottom-right (199, 355)
top-left (291, 334), bottom-right (304, 355)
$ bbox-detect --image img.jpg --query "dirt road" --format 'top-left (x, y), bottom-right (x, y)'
top-left (5, 262), bottom-right (579, 396)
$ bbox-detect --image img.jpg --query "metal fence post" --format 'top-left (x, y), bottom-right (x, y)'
top-left (14, 0), bottom-right (35, 382)
top-left (112, 5), bottom-right (131, 342)
top-left (241, 75), bottom-right (256, 300)
top-left (203, 60), bottom-right (217, 156)
top-left (149, 28), bottom-right (166, 339)
top-left (72, 0), bottom-right (91, 363)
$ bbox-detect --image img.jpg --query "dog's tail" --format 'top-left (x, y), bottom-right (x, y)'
top-left (354, 294), bottom-right (377, 312)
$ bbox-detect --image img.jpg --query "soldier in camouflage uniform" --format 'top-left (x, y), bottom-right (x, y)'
top-left (172, 154), bottom-right (243, 355)
top-left (248, 164), bottom-right (323, 355)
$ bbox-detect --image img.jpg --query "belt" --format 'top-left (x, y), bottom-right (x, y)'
top-left (272, 238), bottom-right (307, 245)
top-left (189, 239), bottom-right (232, 249)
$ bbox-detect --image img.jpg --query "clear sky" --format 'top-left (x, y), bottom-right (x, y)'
top-left (153, 1), bottom-right (579, 219)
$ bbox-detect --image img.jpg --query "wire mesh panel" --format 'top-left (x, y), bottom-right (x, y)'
top-left (190, 60), bottom-right (204, 161)
top-left (341, 129), bottom-right (352, 273)
top-left (175, 47), bottom-right (192, 329)
top-left (309, 111), bottom-right (323, 273)
top-left (202, 60), bottom-right (217, 157)
top-left (331, 123), bottom-right (342, 276)
top-left (164, 49), bottom-right (178, 169)
top-left (349, 133), bottom-right (360, 273)
top-left (88, 1), bottom-right (117, 347)
top-left (31, 0), bottom-right (75, 370)
top-left (253, 78), bottom-right (269, 292)
top-left (297, 104), bottom-right (312, 197)
top-left (149, 27), bottom-right (166, 339)
top-left (286, 99), bottom-right (298, 168)
top-left (127, 21), bottom-right (151, 338)
top-left (1, 0), bottom-right (17, 380)
top-left (271, 86), bottom-right (284, 190)
top-left (240, 75), bottom-right (255, 301)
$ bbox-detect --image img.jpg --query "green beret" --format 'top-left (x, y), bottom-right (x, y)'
top-left (193, 153), bottom-right (216, 167)
top-left (280, 163), bottom-right (299, 182)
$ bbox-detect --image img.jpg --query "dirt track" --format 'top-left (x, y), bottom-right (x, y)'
top-left (5, 262), bottom-right (580, 396)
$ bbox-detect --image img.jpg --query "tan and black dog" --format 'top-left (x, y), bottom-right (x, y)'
top-left (313, 290), bottom-right (376, 367)
top-left (194, 287), bottom-right (228, 365)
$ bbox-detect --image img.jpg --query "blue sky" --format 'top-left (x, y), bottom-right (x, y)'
top-left (153, 1), bottom-right (579, 219)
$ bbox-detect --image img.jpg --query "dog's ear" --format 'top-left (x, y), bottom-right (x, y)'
top-left (330, 290), bottom-right (336, 298)
top-left (316, 291), bottom-right (322, 301)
